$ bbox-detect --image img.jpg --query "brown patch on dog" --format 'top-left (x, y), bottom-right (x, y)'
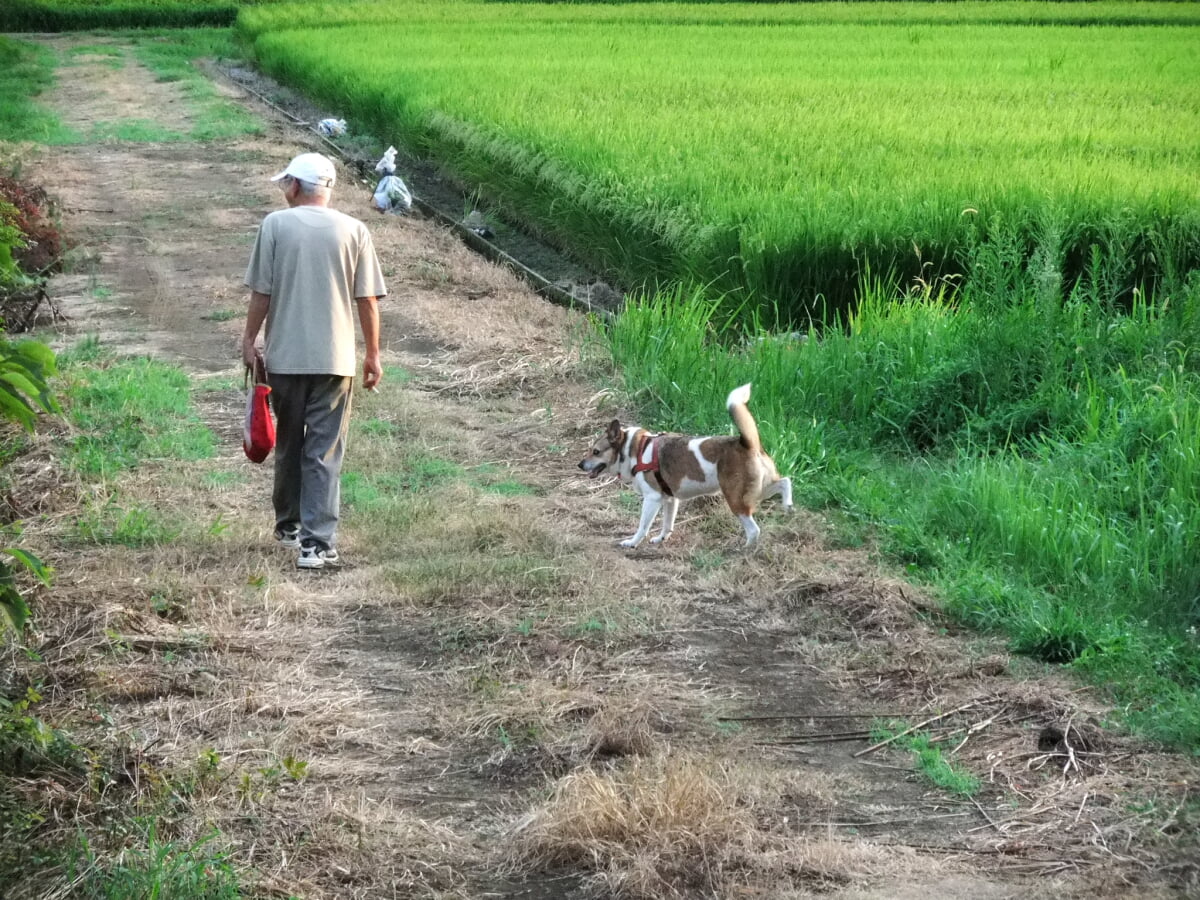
top-left (658, 434), bottom-right (712, 485)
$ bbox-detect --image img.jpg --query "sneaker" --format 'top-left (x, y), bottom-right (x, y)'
top-left (297, 540), bottom-right (340, 570)
top-left (274, 524), bottom-right (301, 549)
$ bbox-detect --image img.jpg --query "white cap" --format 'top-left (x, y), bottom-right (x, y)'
top-left (270, 152), bottom-right (336, 188)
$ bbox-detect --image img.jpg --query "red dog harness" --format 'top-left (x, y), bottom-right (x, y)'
top-left (630, 433), bottom-right (673, 496)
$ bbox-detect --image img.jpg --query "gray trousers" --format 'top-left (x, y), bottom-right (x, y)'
top-left (268, 373), bottom-right (353, 548)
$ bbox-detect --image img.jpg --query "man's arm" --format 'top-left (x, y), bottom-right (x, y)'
top-left (356, 296), bottom-right (381, 390)
top-left (243, 290), bottom-right (270, 368)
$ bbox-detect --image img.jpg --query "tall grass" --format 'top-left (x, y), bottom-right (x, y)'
top-left (602, 246), bottom-right (1200, 748)
top-left (241, 2), bottom-right (1200, 322)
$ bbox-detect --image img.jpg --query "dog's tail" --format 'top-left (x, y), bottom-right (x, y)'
top-left (726, 383), bottom-right (760, 451)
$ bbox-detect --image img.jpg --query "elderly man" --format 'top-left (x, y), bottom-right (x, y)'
top-left (242, 152), bottom-right (386, 569)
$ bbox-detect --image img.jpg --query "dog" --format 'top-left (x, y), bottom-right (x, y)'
top-left (578, 384), bottom-right (792, 548)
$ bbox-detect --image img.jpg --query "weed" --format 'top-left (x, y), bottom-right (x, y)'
top-left (689, 549), bottom-right (726, 573)
top-left (76, 501), bottom-right (182, 547)
top-left (870, 720), bottom-right (980, 797)
top-left (201, 469), bottom-right (248, 488)
top-left (201, 308), bottom-right (239, 322)
top-left (72, 821), bottom-right (240, 900)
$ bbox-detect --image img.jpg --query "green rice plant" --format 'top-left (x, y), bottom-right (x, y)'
top-left (0, 0), bottom-right (241, 32)
top-left (238, 2), bottom-right (1200, 39)
top-left (241, 3), bottom-right (1200, 322)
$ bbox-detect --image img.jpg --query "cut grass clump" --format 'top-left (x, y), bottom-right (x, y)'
top-left (512, 754), bottom-right (890, 897)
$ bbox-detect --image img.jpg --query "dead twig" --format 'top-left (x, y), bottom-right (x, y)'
top-left (853, 700), bottom-right (979, 758)
top-left (718, 712), bottom-right (895, 722)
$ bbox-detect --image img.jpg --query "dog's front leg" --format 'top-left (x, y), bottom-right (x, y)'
top-left (621, 493), bottom-right (662, 548)
top-left (651, 496), bottom-right (679, 544)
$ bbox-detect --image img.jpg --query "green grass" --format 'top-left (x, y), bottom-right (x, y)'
top-left (59, 342), bottom-right (216, 479)
top-left (72, 821), bottom-right (240, 900)
top-left (64, 43), bottom-right (124, 69)
top-left (126, 30), bottom-right (263, 140)
top-left (241, 1), bottom-right (1200, 322)
top-left (343, 385), bottom-right (569, 602)
top-left (75, 501), bottom-right (183, 546)
top-left (0, 37), bottom-right (73, 144)
top-left (871, 720), bottom-right (981, 797)
top-left (90, 118), bottom-right (187, 142)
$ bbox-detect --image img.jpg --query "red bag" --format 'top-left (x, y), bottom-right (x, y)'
top-left (243, 360), bottom-right (275, 463)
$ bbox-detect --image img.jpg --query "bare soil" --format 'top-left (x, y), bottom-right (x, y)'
top-left (5, 36), bottom-right (1198, 899)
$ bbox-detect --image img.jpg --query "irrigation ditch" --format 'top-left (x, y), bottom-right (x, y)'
top-left (216, 61), bottom-right (623, 324)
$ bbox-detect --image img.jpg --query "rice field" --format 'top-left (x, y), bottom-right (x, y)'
top-left (239, 1), bottom-right (1200, 320)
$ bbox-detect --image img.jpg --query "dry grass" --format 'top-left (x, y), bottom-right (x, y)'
top-left (510, 753), bottom-right (899, 898)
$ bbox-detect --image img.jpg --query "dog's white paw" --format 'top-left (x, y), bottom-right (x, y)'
top-left (650, 534), bottom-right (670, 545)
top-left (619, 537), bottom-right (642, 549)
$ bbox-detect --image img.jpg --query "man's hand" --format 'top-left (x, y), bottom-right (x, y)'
top-left (242, 335), bottom-right (264, 370)
top-left (363, 352), bottom-right (382, 391)
top-left (356, 296), bottom-right (382, 391)
top-left (243, 291), bottom-right (271, 370)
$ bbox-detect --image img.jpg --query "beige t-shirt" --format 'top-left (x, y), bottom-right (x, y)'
top-left (244, 206), bottom-right (387, 376)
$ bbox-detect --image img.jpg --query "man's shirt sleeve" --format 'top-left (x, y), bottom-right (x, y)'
top-left (244, 217), bottom-right (274, 295)
top-left (353, 227), bottom-right (387, 300)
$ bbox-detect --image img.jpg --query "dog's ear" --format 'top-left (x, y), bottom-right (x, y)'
top-left (606, 419), bottom-right (622, 445)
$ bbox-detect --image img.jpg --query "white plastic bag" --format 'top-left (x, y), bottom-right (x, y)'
top-left (317, 118), bottom-right (347, 137)
top-left (371, 146), bottom-right (412, 214)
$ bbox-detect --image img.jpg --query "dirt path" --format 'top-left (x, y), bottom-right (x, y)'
top-left (12, 35), bottom-right (1197, 900)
